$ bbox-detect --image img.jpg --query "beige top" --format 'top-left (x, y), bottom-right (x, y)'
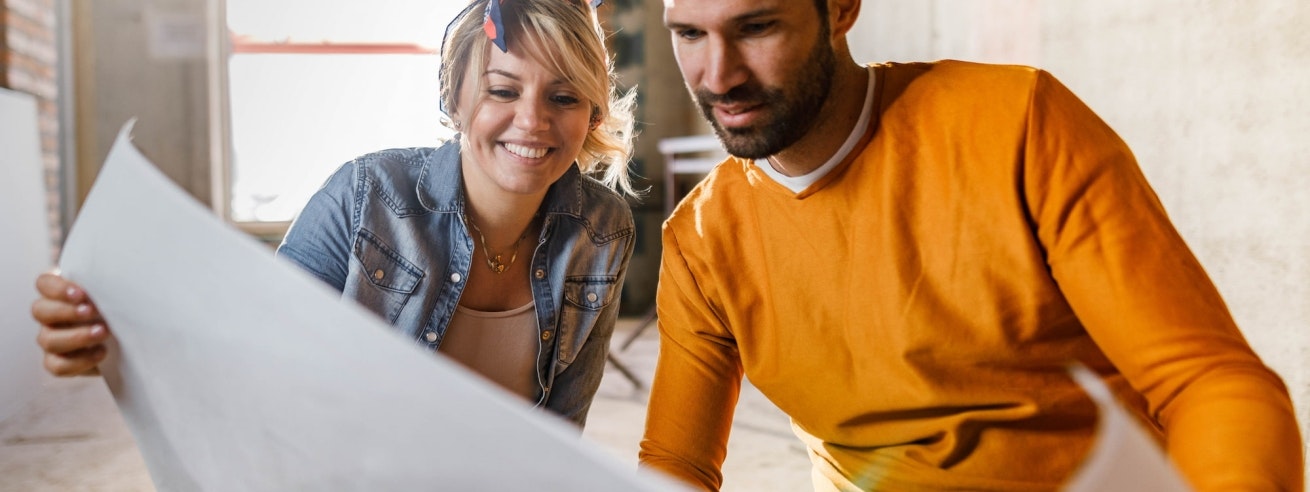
top-left (440, 301), bottom-right (539, 402)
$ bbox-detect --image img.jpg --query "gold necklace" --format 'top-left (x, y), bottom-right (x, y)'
top-left (464, 215), bottom-right (532, 274)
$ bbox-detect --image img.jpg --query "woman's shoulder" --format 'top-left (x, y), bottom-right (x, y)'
top-left (549, 169), bottom-right (634, 243)
top-left (318, 142), bottom-right (459, 216)
top-left (348, 144), bottom-right (450, 180)
top-left (349, 140), bottom-right (457, 188)
top-left (577, 174), bottom-right (631, 209)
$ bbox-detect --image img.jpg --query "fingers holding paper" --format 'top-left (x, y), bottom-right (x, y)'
top-left (32, 271), bottom-right (111, 376)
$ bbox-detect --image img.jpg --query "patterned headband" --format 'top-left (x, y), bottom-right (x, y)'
top-left (482, 0), bottom-right (604, 53)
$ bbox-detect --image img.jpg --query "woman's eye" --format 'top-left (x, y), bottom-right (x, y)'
top-left (487, 88), bottom-right (518, 101)
top-left (551, 94), bottom-right (581, 106)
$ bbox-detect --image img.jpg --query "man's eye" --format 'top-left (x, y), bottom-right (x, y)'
top-left (676, 28), bottom-right (705, 41)
top-left (741, 21), bottom-right (776, 35)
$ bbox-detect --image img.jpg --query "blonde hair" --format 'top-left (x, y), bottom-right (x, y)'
top-left (439, 0), bottom-right (640, 197)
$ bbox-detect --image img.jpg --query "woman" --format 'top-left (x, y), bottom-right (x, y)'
top-left (32, 0), bottom-right (638, 427)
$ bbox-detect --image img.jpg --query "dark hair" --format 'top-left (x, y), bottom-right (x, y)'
top-left (813, 0), bottom-right (828, 20)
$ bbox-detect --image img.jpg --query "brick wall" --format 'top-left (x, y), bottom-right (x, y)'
top-left (2, 0), bottom-right (62, 255)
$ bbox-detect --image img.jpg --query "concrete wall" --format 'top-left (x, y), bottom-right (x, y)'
top-left (851, 0), bottom-right (1309, 477)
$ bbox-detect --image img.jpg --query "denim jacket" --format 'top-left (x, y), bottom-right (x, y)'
top-left (276, 139), bottom-right (635, 427)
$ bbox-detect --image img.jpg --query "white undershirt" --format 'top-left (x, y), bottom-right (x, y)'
top-left (440, 300), bottom-right (539, 402)
top-left (756, 66), bottom-right (878, 193)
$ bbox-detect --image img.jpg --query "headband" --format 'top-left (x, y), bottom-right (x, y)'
top-left (478, 0), bottom-right (604, 53)
top-left (439, 0), bottom-right (605, 117)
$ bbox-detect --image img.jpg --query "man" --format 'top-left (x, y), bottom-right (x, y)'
top-left (638, 0), bottom-right (1304, 491)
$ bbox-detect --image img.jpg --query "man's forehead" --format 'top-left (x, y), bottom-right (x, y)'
top-left (664, 0), bottom-right (775, 10)
top-left (664, 0), bottom-right (802, 14)
top-left (663, 0), bottom-right (698, 10)
top-left (664, 0), bottom-right (786, 18)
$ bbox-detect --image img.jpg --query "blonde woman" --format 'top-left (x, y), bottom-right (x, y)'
top-left (34, 0), bottom-right (637, 427)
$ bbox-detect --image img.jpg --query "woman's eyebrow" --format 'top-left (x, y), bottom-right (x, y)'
top-left (484, 69), bottom-right (573, 87)
top-left (484, 69), bottom-right (520, 80)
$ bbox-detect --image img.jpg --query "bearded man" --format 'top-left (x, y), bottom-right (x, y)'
top-left (638, 0), bottom-right (1304, 491)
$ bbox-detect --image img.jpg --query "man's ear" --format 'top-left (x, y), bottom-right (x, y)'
top-left (828, 0), bottom-right (862, 38)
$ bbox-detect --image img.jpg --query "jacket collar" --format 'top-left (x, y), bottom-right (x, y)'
top-left (416, 138), bottom-right (585, 218)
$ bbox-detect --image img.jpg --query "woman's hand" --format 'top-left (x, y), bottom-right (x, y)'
top-left (32, 272), bottom-right (112, 376)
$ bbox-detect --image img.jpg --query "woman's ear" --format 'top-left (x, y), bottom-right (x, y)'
top-left (451, 103), bottom-right (475, 132)
top-left (589, 106), bottom-right (603, 130)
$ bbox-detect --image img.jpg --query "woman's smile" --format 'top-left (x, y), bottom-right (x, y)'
top-left (502, 142), bottom-right (552, 160)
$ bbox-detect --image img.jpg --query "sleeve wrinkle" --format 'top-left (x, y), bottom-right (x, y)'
top-left (1149, 358), bottom-right (1290, 423)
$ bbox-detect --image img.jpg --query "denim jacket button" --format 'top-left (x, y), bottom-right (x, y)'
top-left (450, 273), bottom-right (462, 283)
top-left (586, 292), bottom-right (598, 303)
top-left (541, 330), bottom-right (553, 341)
top-left (424, 331), bottom-right (438, 343)
top-left (534, 269), bottom-right (545, 279)
top-left (373, 269), bottom-right (385, 280)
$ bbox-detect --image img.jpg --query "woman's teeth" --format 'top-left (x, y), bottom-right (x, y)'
top-left (504, 143), bottom-right (548, 159)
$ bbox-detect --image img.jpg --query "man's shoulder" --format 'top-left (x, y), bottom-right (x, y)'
top-left (876, 59), bottom-right (1043, 81)
top-left (870, 60), bottom-right (1071, 134)
top-left (875, 60), bottom-right (1049, 103)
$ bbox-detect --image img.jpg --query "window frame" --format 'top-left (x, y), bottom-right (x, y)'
top-left (207, 0), bottom-right (442, 244)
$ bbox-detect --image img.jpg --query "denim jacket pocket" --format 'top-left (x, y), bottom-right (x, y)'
top-left (556, 276), bottom-right (617, 367)
top-left (351, 229), bottom-right (424, 323)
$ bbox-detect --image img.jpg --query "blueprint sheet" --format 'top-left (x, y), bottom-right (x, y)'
top-left (59, 123), bottom-right (682, 491)
top-left (1062, 365), bottom-right (1192, 491)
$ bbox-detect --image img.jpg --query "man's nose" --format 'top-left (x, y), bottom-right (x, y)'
top-left (701, 37), bottom-right (749, 96)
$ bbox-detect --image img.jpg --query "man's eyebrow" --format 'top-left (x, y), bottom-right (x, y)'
top-left (665, 20), bottom-right (694, 31)
top-left (665, 8), bottom-right (781, 30)
top-left (732, 8), bottom-right (782, 22)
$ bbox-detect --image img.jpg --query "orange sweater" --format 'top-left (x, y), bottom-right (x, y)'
top-left (639, 61), bottom-right (1302, 491)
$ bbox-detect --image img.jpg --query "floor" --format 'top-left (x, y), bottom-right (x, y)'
top-left (0, 317), bottom-right (813, 491)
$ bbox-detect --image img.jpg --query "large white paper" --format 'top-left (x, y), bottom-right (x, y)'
top-left (59, 123), bottom-right (683, 491)
top-left (0, 88), bottom-right (51, 423)
top-left (1062, 365), bottom-right (1192, 491)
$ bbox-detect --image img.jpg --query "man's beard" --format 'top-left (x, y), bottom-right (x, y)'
top-left (692, 31), bottom-right (837, 159)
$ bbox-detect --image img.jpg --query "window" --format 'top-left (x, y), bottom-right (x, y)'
top-left (220, 1), bottom-right (461, 231)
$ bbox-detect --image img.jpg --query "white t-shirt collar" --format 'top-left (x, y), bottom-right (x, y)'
top-left (755, 66), bottom-right (877, 193)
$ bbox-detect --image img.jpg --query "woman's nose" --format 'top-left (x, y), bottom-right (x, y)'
top-left (513, 97), bottom-right (550, 132)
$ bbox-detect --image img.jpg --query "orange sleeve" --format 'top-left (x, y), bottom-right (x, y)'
top-left (637, 222), bottom-right (744, 491)
top-left (1023, 70), bottom-right (1304, 491)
